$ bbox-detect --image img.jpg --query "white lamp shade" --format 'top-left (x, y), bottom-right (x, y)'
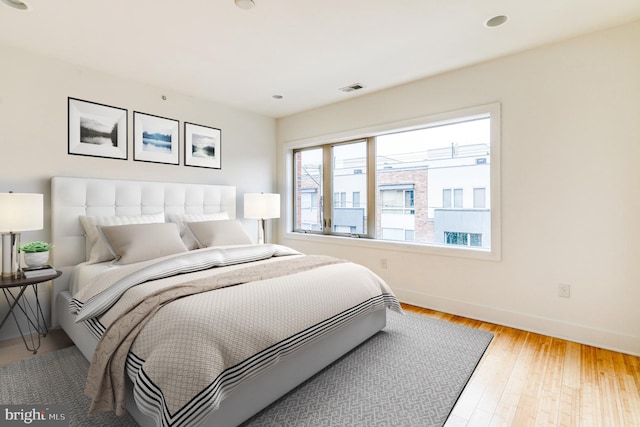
top-left (244, 193), bottom-right (280, 219)
top-left (0, 193), bottom-right (44, 232)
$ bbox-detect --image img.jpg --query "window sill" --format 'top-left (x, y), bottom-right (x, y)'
top-left (282, 231), bottom-right (501, 261)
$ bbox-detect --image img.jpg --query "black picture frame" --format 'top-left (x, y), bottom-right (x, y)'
top-left (184, 122), bottom-right (221, 169)
top-left (133, 112), bottom-right (180, 165)
top-left (68, 97), bottom-right (128, 160)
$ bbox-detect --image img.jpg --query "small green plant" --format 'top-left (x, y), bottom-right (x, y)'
top-left (19, 241), bottom-right (53, 253)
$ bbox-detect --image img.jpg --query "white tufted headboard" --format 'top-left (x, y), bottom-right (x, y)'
top-left (50, 176), bottom-right (236, 324)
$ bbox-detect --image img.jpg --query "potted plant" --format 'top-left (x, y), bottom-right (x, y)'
top-left (19, 241), bottom-right (53, 267)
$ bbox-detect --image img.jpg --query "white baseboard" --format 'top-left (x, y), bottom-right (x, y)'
top-left (394, 287), bottom-right (640, 357)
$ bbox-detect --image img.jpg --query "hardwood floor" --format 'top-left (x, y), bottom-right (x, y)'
top-left (0, 328), bottom-right (73, 368)
top-left (402, 304), bottom-right (640, 427)
top-left (1, 304), bottom-right (638, 426)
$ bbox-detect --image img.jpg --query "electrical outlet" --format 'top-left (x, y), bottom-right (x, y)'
top-left (558, 283), bottom-right (570, 298)
top-left (380, 258), bottom-right (388, 270)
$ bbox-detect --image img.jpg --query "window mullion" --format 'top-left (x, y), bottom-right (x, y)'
top-left (322, 145), bottom-right (333, 234)
top-left (366, 137), bottom-right (376, 238)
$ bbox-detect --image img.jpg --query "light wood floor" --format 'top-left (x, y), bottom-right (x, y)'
top-left (0, 328), bottom-right (73, 368)
top-left (402, 305), bottom-right (640, 427)
top-left (1, 304), bottom-right (638, 426)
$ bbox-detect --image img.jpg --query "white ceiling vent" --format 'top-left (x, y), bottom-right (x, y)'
top-left (339, 83), bottom-right (366, 93)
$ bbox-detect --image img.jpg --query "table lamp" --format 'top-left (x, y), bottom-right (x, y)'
top-left (0, 192), bottom-right (44, 277)
top-left (244, 193), bottom-right (280, 244)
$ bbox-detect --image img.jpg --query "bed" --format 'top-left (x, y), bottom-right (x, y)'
top-left (50, 176), bottom-right (400, 427)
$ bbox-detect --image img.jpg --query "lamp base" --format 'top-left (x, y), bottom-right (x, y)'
top-left (2, 232), bottom-right (21, 277)
top-left (257, 218), bottom-right (266, 245)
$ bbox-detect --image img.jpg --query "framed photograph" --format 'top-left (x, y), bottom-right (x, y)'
top-left (184, 122), bottom-right (221, 169)
top-left (68, 97), bottom-right (128, 160)
top-left (133, 112), bottom-right (179, 165)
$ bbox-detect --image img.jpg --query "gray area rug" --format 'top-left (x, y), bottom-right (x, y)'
top-left (0, 311), bottom-right (492, 427)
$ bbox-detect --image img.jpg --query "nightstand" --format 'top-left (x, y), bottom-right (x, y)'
top-left (0, 270), bottom-right (62, 353)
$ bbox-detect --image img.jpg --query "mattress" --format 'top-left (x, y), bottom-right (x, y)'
top-left (56, 290), bottom-right (99, 361)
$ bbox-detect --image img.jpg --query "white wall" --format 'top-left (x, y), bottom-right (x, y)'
top-left (0, 44), bottom-right (276, 341)
top-left (277, 21), bottom-right (640, 355)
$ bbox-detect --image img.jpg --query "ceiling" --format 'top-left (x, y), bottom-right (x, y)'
top-left (1, 0), bottom-right (639, 118)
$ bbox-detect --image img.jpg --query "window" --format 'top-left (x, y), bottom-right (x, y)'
top-left (381, 187), bottom-right (414, 213)
top-left (443, 188), bottom-right (463, 208)
top-left (453, 189), bottom-right (463, 208)
top-left (380, 185), bottom-right (415, 241)
top-left (353, 192), bottom-right (361, 208)
top-left (294, 148), bottom-right (323, 232)
top-left (443, 189), bottom-right (451, 208)
top-left (445, 232), bottom-right (482, 247)
top-left (332, 141), bottom-right (367, 235)
top-left (290, 103), bottom-right (499, 258)
top-left (473, 188), bottom-right (486, 209)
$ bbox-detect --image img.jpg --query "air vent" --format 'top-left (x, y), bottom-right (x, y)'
top-left (339, 83), bottom-right (365, 93)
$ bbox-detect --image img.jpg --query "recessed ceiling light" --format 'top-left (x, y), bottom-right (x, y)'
top-left (484, 15), bottom-right (509, 28)
top-left (234, 0), bottom-right (255, 10)
top-left (1, 0), bottom-right (30, 11)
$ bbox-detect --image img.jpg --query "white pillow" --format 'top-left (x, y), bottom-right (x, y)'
top-left (166, 212), bottom-right (229, 250)
top-left (79, 213), bottom-right (165, 263)
top-left (186, 219), bottom-right (253, 248)
top-left (99, 223), bottom-right (188, 264)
